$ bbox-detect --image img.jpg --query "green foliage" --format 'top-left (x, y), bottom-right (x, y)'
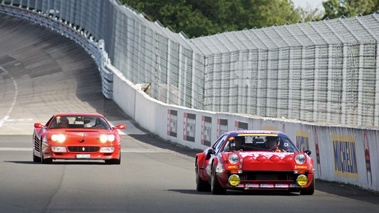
top-left (323, 0), bottom-right (379, 19)
top-left (120, 0), bottom-right (302, 38)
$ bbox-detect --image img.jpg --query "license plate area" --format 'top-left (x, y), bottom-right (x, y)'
top-left (76, 154), bottom-right (91, 159)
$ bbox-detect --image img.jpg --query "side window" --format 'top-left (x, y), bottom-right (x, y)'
top-left (213, 135), bottom-right (228, 154)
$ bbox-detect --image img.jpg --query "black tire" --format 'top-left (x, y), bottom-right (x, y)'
top-left (105, 154), bottom-right (121, 165)
top-left (40, 142), bottom-right (52, 164)
top-left (41, 152), bottom-right (52, 164)
top-left (33, 150), bottom-right (41, 163)
top-left (300, 178), bottom-right (315, 195)
top-left (211, 164), bottom-right (226, 194)
top-left (195, 159), bottom-right (211, 192)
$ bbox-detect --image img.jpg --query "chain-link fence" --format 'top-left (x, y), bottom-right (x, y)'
top-left (3, 0), bottom-right (379, 128)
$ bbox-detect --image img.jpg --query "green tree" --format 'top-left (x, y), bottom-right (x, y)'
top-left (120, 0), bottom-right (301, 38)
top-left (322, 0), bottom-right (378, 19)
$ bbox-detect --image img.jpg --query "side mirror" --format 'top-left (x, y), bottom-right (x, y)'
top-left (34, 123), bottom-right (45, 128)
top-left (304, 150), bottom-right (311, 156)
top-left (206, 149), bottom-right (215, 160)
top-left (113, 124), bottom-right (126, 130)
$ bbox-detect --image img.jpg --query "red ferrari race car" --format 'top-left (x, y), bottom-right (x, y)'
top-left (195, 130), bottom-right (315, 195)
top-left (32, 113), bottom-right (126, 164)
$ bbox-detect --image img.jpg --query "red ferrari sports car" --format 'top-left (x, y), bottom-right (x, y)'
top-left (195, 130), bottom-right (315, 195)
top-left (32, 113), bottom-right (126, 164)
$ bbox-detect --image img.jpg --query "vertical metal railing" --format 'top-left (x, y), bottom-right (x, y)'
top-left (2, 0), bottom-right (379, 128)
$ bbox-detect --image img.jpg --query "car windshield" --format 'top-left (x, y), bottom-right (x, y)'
top-left (223, 134), bottom-right (299, 153)
top-left (49, 116), bottom-right (111, 130)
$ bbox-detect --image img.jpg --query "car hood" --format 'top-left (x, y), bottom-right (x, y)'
top-left (238, 151), bottom-right (303, 171)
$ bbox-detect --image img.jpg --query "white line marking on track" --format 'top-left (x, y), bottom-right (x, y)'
top-left (0, 66), bottom-right (18, 128)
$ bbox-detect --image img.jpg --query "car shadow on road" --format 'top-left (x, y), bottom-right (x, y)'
top-left (167, 189), bottom-right (301, 196)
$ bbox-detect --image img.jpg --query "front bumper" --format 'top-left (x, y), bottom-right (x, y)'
top-left (42, 144), bottom-right (120, 160)
top-left (217, 171), bottom-right (314, 190)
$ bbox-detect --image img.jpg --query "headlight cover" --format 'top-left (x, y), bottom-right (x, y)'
top-left (51, 134), bottom-right (66, 143)
top-left (52, 146), bottom-right (67, 152)
top-left (100, 147), bottom-right (115, 153)
top-left (99, 134), bottom-right (115, 143)
top-left (228, 153), bottom-right (239, 164)
top-left (295, 153), bottom-right (306, 164)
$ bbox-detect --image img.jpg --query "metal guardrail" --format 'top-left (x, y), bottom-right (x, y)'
top-left (2, 0), bottom-right (379, 129)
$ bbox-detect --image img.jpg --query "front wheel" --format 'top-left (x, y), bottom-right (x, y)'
top-left (41, 152), bottom-right (52, 164)
top-left (33, 150), bottom-right (41, 163)
top-left (105, 154), bottom-right (121, 165)
top-left (300, 178), bottom-right (315, 195)
top-left (195, 159), bottom-right (211, 192)
top-left (211, 164), bottom-right (226, 194)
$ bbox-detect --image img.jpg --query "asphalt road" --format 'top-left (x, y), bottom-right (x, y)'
top-left (1, 12), bottom-right (379, 213)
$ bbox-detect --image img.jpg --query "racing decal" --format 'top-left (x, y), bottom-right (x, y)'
top-left (260, 184), bottom-right (274, 188)
top-left (296, 131), bottom-right (309, 152)
top-left (245, 183), bottom-right (259, 188)
top-left (363, 132), bottom-right (372, 185)
top-left (201, 116), bottom-right (212, 146)
top-left (290, 184), bottom-right (299, 188)
top-left (167, 109), bottom-right (177, 137)
top-left (217, 118), bottom-right (228, 138)
top-left (275, 184), bottom-right (289, 188)
top-left (183, 113), bottom-right (196, 142)
top-left (235, 121), bottom-right (248, 130)
top-left (332, 135), bottom-right (358, 179)
top-left (314, 128), bottom-right (322, 176)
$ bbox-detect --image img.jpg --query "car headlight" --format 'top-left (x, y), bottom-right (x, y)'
top-left (228, 153), bottom-right (239, 164)
top-left (100, 147), bottom-right (115, 153)
top-left (51, 134), bottom-right (66, 143)
top-left (99, 134), bottom-right (115, 143)
top-left (52, 146), bottom-right (67, 152)
top-left (295, 153), bottom-right (306, 164)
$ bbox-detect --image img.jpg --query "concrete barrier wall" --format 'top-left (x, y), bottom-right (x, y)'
top-left (113, 68), bottom-right (379, 192)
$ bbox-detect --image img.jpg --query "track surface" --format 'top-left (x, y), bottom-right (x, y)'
top-left (1, 13), bottom-right (379, 213)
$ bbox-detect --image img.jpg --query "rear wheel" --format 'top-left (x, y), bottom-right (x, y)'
top-left (195, 159), bottom-right (211, 192)
top-left (211, 164), bottom-right (226, 194)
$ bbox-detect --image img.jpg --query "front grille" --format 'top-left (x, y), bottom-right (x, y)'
top-left (68, 146), bottom-right (100, 152)
top-left (240, 171), bottom-right (298, 181)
